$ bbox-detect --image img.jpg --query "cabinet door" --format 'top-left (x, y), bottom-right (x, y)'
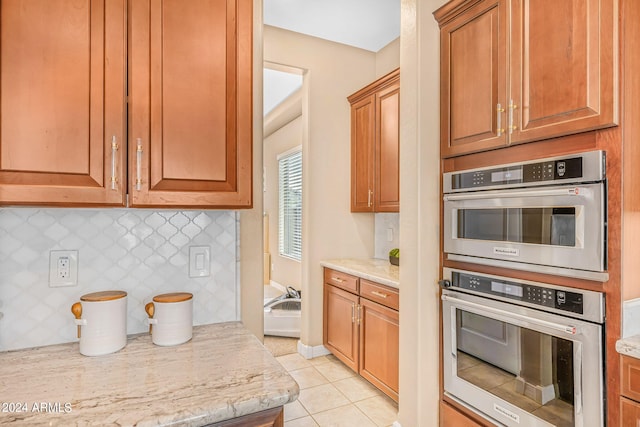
top-left (509, 0), bottom-right (618, 144)
top-left (350, 95), bottom-right (375, 212)
top-left (621, 397), bottom-right (640, 427)
top-left (440, 401), bottom-right (483, 427)
top-left (359, 297), bottom-right (399, 401)
top-left (375, 81), bottom-right (400, 212)
top-left (128, 0), bottom-right (252, 208)
top-left (439, 0), bottom-right (508, 157)
top-left (0, 0), bottom-right (126, 206)
top-left (323, 284), bottom-right (359, 371)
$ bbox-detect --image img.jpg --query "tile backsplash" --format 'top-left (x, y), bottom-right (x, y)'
top-left (0, 208), bottom-right (239, 351)
top-left (374, 213), bottom-right (400, 260)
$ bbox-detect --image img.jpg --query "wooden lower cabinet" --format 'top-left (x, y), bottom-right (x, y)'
top-left (621, 355), bottom-right (640, 426)
top-left (359, 298), bottom-right (399, 400)
top-left (322, 268), bottom-right (399, 402)
top-left (621, 398), bottom-right (640, 427)
top-left (211, 407), bottom-right (283, 427)
top-left (440, 401), bottom-right (482, 427)
top-left (323, 283), bottom-right (359, 371)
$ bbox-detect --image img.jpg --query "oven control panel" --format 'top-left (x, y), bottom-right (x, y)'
top-left (443, 150), bottom-right (605, 193)
top-left (452, 271), bottom-right (584, 315)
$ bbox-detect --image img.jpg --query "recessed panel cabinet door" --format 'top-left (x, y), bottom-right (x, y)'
top-left (375, 82), bottom-right (399, 212)
top-left (358, 297), bottom-right (399, 401)
top-left (509, 0), bottom-right (618, 144)
top-left (128, 0), bottom-right (252, 208)
top-left (0, 0), bottom-right (126, 205)
top-left (350, 95), bottom-right (375, 212)
top-left (439, 0), bottom-right (508, 157)
top-left (323, 284), bottom-right (359, 372)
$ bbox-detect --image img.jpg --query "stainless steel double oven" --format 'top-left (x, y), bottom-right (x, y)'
top-left (440, 151), bottom-right (607, 426)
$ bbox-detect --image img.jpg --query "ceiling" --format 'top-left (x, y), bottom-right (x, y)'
top-left (262, 0), bottom-right (401, 116)
top-left (263, 0), bottom-right (401, 52)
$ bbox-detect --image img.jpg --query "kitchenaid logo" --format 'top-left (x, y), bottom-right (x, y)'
top-left (493, 247), bottom-right (520, 257)
top-left (494, 403), bottom-right (520, 423)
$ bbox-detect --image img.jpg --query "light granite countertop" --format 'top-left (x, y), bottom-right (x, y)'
top-left (0, 322), bottom-right (299, 426)
top-left (616, 335), bottom-right (640, 360)
top-left (320, 258), bottom-right (399, 289)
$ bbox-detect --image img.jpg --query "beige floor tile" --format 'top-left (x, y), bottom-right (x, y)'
top-left (289, 367), bottom-right (330, 389)
top-left (332, 376), bottom-right (381, 402)
top-left (285, 415), bottom-right (319, 427)
top-left (308, 355), bottom-right (334, 366)
top-left (297, 383), bottom-right (351, 414)
top-left (314, 359), bottom-right (356, 382)
top-left (285, 399), bottom-right (309, 422)
top-left (277, 353), bottom-right (313, 372)
top-left (312, 404), bottom-right (378, 427)
top-left (355, 395), bottom-right (398, 427)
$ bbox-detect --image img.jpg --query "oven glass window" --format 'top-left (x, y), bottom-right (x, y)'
top-left (456, 310), bottom-right (575, 426)
top-left (457, 207), bottom-right (576, 246)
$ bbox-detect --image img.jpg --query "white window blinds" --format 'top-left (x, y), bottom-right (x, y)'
top-left (278, 149), bottom-right (302, 261)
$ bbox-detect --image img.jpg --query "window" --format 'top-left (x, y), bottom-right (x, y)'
top-left (278, 148), bottom-right (302, 261)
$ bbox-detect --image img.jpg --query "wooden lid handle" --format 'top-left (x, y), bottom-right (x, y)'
top-left (145, 302), bottom-right (155, 334)
top-left (71, 302), bottom-right (82, 338)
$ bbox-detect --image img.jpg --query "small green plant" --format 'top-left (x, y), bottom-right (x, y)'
top-left (389, 248), bottom-right (399, 258)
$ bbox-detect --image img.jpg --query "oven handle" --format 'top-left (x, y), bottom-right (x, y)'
top-left (441, 294), bottom-right (578, 335)
top-left (443, 186), bottom-right (587, 202)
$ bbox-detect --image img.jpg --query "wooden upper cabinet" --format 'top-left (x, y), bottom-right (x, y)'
top-left (438, 0), bottom-right (508, 157)
top-left (350, 95), bottom-right (376, 212)
top-left (0, 0), bottom-right (127, 206)
top-left (128, 0), bottom-right (253, 208)
top-left (349, 69), bottom-right (400, 213)
top-left (375, 82), bottom-right (400, 212)
top-left (435, 0), bottom-right (618, 158)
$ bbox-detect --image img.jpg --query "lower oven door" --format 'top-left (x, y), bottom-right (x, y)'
top-left (442, 289), bottom-right (603, 427)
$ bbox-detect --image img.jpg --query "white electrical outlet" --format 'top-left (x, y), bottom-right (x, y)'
top-left (49, 250), bottom-right (78, 287)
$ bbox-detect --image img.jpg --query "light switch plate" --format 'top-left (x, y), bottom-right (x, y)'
top-left (49, 250), bottom-right (78, 287)
top-left (189, 246), bottom-right (211, 278)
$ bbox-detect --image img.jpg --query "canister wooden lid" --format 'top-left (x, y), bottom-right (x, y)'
top-left (153, 292), bottom-right (193, 303)
top-left (80, 290), bottom-right (127, 302)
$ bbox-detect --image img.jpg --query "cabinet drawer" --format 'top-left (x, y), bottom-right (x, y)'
top-left (622, 355), bottom-right (640, 402)
top-left (324, 268), bottom-right (358, 293)
top-left (360, 280), bottom-right (399, 310)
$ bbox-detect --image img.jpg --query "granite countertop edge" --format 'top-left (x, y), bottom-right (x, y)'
top-left (0, 322), bottom-right (299, 426)
top-left (616, 334), bottom-right (640, 359)
top-left (320, 258), bottom-right (400, 289)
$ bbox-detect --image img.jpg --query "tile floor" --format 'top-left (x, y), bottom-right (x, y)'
top-left (276, 351), bottom-right (398, 427)
top-left (265, 284), bottom-right (398, 426)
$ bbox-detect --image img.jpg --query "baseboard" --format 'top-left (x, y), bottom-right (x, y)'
top-left (297, 341), bottom-right (331, 359)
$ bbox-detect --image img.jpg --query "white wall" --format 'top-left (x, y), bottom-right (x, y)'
top-left (397, 0), bottom-right (447, 425)
top-left (264, 113), bottom-right (303, 290)
top-left (264, 25), bottom-right (377, 347)
top-left (376, 37), bottom-right (401, 78)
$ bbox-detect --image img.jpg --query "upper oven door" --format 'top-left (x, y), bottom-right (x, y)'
top-left (443, 183), bottom-right (605, 273)
top-left (442, 289), bottom-right (603, 427)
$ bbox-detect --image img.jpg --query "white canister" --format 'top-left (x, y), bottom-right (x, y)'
top-left (145, 292), bottom-right (193, 346)
top-left (71, 291), bottom-right (127, 357)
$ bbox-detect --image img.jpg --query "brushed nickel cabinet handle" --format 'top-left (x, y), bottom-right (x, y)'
top-left (332, 277), bottom-right (345, 283)
top-left (496, 103), bottom-right (505, 136)
top-left (357, 305), bottom-right (362, 325)
top-left (368, 189), bottom-right (373, 207)
top-left (371, 290), bottom-right (388, 299)
top-left (136, 138), bottom-right (143, 191)
top-left (351, 303), bottom-right (356, 323)
top-left (110, 136), bottom-right (118, 191)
